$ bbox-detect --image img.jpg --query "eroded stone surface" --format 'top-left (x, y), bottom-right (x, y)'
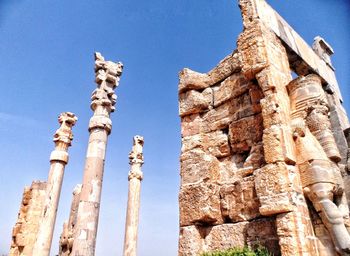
top-left (10, 181), bottom-right (47, 256)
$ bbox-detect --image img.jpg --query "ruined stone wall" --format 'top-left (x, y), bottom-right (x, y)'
top-left (178, 0), bottom-right (350, 255)
top-left (9, 181), bottom-right (47, 256)
top-left (178, 50), bottom-right (280, 255)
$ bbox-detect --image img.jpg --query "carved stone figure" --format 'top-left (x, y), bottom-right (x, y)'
top-left (288, 75), bottom-right (350, 254)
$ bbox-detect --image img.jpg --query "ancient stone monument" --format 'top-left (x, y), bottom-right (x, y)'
top-left (59, 184), bottom-right (82, 256)
top-left (32, 112), bottom-right (77, 256)
top-left (71, 52), bottom-right (123, 255)
top-left (178, 0), bottom-right (350, 255)
top-left (123, 135), bottom-right (145, 256)
top-left (9, 181), bottom-right (47, 256)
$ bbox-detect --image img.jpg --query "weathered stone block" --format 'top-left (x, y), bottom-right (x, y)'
top-left (180, 148), bottom-right (220, 185)
top-left (229, 114), bottom-right (263, 153)
top-left (179, 183), bottom-right (223, 226)
top-left (263, 125), bottom-right (296, 164)
top-left (178, 226), bottom-right (204, 256)
top-left (213, 73), bottom-right (250, 107)
top-left (179, 68), bottom-right (211, 93)
top-left (218, 157), bottom-right (238, 183)
top-left (254, 163), bottom-right (296, 215)
top-left (179, 88), bottom-right (212, 117)
top-left (207, 51), bottom-right (242, 84)
top-left (255, 66), bottom-right (291, 94)
top-left (220, 176), bottom-right (260, 222)
top-left (181, 100), bottom-right (238, 137)
top-left (201, 99), bottom-right (238, 133)
top-left (260, 93), bottom-right (290, 128)
top-left (204, 223), bottom-right (247, 252)
top-left (181, 130), bottom-right (230, 158)
top-left (237, 22), bottom-right (269, 79)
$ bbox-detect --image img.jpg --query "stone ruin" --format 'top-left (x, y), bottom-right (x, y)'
top-left (10, 181), bottom-right (47, 255)
top-left (178, 0), bottom-right (350, 255)
top-left (8, 0), bottom-right (350, 256)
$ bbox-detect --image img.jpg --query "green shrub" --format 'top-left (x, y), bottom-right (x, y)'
top-left (201, 246), bottom-right (272, 256)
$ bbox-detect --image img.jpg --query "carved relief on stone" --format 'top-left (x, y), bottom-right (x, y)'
top-left (288, 74), bottom-right (350, 254)
top-left (128, 135), bottom-right (144, 181)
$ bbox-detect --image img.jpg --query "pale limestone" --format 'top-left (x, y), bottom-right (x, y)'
top-left (71, 52), bottom-right (123, 256)
top-left (33, 112), bottom-right (77, 256)
top-left (123, 136), bottom-right (144, 256)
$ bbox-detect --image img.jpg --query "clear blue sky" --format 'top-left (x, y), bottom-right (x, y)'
top-left (0, 0), bottom-right (349, 255)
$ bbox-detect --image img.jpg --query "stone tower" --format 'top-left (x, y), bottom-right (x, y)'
top-left (71, 52), bottom-right (123, 256)
top-left (178, 0), bottom-right (350, 255)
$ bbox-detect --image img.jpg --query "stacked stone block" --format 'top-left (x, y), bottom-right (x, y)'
top-left (178, 51), bottom-right (280, 255)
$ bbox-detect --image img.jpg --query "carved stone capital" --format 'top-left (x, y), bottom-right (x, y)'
top-left (88, 115), bottom-right (112, 133)
top-left (128, 169), bottom-right (143, 181)
top-left (129, 135), bottom-right (144, 165)
top-left (92, 52), bottom-right (123, 112)
top-left (53, 112), bottom-right (77, 146)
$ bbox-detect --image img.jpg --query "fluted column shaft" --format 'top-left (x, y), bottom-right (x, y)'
top-left (123, 136), bottom-right (144, 256)
top-left (33, 112), bottom-right (77, 256)
top-left (71, 52), bottom-right (123, 256)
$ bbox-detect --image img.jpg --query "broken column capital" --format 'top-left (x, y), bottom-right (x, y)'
top-left (129, 135), bottom-right (144, 165)
top-left (50, 112), bottom-right (77, 163)
top-left (91, 52), bottom-right (123, 112)
top-left (128, 136), bottom-right (144, 181)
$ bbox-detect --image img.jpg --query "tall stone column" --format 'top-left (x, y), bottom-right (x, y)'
top-left (33, 112), bottom-right (77, 256)
top-left (123, 136), bottom-right (144, 256)
top-left (71, 52), bottom-right (123, 256)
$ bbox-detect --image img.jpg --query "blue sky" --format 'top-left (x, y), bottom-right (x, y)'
top-left (0, 0), bottom-right (349, 255)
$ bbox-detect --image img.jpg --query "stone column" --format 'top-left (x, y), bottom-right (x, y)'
top-left (32, 112), bottom-right (77, 256)
top-left (71, 52), bottom-right (123, 256)
top-left (123, 136), bottom-right (144, 256)
top-left (59, 184), bottom-right (82, 256)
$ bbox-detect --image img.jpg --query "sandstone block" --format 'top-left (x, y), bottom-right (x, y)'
top-left (220, 176), bottom-right (260, 222)
top-left (237, 22), bottom-right (269, 79)
top-left (218, 157), bottom-right (238, 183)
top-left (213, 73), bottom-right (249, 107)
top-left (178, 226), bottom-right (204, 256)
top-left (263, 125), bottom-right (296, 164)
top-left (181, 130), bottom-right (230, 158)
top-left (254, 163), bottom-right (296, 215)
top-left (180, 148), bottom-right (220, 185)
top-left (201, 99), bottom-right (238, 133)
top-left (181, 100), bottom-right (238, 137)
top-left (204, 223), bottom-right (247, 252)
top-left (256, 66), bottom-right (291, 94)
top-left (179, 68), bottom-right (211, 93)
top-left (229, 114), bottom-right (263, 153)
top-left (207, 51), bottom-right (242, 84)
top-left (179, 88), bottom-right (212, 117)
top-left (179, 183), bottom-right (223, 226)
top-left (260, 93), bottom-right (290, 128)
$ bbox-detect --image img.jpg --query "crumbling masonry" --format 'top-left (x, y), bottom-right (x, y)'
top-left (178, 0), bottom-right (350, 255)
